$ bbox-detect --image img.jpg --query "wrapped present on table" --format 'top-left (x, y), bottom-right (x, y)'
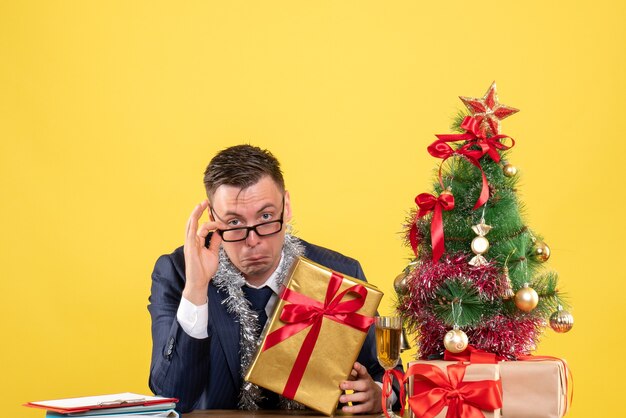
top-left (245, 256), bottom-right (383, 416)
top-left (440, 347), bottom-right (572, 418)
top-left (405, 360), bottom-right (502, 418)
top-left (500, 358), bottom-right (570, 418)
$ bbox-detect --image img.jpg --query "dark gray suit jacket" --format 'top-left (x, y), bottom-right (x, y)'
top-left (148, 237), bottom-right (400, 413)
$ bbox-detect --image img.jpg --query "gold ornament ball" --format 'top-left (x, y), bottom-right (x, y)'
top-left (393, 272), bottom-right (409, 294)
top-left (533, 241), bottom-right (551, 262)
top-left (471, 236), bottom-right (490, 255)
top-left (443, 328), bottom-right (468, 353)
top-left (515, 284), bottom-right (539, 312)
top-left (550, 308), bottom-right (574, 333)
top-left (503, 163), bottom-right (518, 177)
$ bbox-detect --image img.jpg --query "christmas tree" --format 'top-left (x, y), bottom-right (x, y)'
top-left (397, 82), bottom-right (574, 360)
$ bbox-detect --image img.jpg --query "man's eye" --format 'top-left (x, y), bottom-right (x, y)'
top-left (228, 219), bottom-right (241, 227)
top-left (261, 213), bottom-right (272, 221)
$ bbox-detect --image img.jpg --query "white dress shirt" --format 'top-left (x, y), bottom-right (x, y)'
top-left (176, 252), bottom-right (285, 339)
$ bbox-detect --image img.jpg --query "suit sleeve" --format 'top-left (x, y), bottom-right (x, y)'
top-left (147, 254), bottom-right (212, 413)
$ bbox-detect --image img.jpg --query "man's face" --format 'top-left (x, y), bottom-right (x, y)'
top-left (210, 175), bottom-right (292, 286)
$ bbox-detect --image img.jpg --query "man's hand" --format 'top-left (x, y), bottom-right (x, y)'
top-left (182, 200), bottom-right (222, 305)
top-left (339, 361), bottom-right (382, 414)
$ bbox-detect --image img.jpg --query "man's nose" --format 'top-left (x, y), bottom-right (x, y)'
top-left (245, 228), bottom-right (261, 247)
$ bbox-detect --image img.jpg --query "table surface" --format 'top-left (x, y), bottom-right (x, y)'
top-left (185, 411), bottom-right (385, 417)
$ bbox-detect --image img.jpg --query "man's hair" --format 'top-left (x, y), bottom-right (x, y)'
top-left (203, 144), bottom-right (285, 199)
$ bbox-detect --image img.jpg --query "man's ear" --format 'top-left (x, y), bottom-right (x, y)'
top-left (284, 190), bottom-right (292, 223)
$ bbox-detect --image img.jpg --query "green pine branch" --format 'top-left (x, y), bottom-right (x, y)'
top-left (432, 279), bottom-right (500, 327)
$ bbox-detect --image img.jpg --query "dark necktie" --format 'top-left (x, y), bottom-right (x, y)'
top-left (242, 285), bottom-right (274, 330)
top-left (241, 285), bottom-right (279, 408)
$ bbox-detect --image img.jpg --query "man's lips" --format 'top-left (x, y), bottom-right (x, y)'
top-left (243, 255), bottom-right (269, 263)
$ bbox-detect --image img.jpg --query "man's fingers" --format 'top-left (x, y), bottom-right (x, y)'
top-left (341, 378), bottom-right (369, 393)
top-left (186, 200), bottom-right (209, 242)
top-left (353, 361), bottom-right (369, 378)
top-left (339, 362), bottom-right (381, 414)
top-left (197, 221), bottom-right (218, 239)
top-left (340, 390), bottom-right (368, 405)
top-left (341, 363), bottom-right (371, 391)
top-left (342, 402), bottom-right (372, 415)
top-left (207, 225), bottom-right (223, 253)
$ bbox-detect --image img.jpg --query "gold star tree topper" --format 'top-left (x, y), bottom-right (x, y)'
top-left (459, 81), bottom-right (519, 136)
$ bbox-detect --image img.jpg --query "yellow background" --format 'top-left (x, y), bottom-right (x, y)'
top-left (1, 1), bottom-right (623, 417)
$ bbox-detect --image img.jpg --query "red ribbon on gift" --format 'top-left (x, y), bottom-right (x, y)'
top-left (406, 362), bottom-right (502, 418)
top-left (412, 191), bottom-right (455, 262)
top-left (444, 345), bottom-right (506, 364)
top-left (442, 349), bottom-right (573, 415)
top-left (262, 271), bottom-right (374, 399)
top-left (428, 116), bottom-right (515, 210)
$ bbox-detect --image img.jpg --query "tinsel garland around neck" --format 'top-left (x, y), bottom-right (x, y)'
top-left (211, 233), bottom-right (307, 411)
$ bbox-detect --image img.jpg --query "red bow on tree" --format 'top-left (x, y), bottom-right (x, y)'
top-left (427, 116), bottom-right (515, 210)
top-left (410, 190), bottom-right (455, 262)
top-left (436, 116), bottom-right (515, 162)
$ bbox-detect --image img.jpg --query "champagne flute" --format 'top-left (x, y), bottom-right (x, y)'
top-left (375, 316), bottom-right (402, 418)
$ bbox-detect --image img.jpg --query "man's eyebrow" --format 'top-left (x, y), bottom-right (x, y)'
top-left (221, 203), bottom-right (277, 217)
top-left (256, 203), bottom-right (278, 213)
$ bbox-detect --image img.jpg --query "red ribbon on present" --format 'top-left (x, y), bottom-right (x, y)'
top-left (406, 362), bottom-right (502, 418)
top-left (428, 116), bottom-right (515, 210)
top-left (444, 345), bottom-right (506, 364)
top-left (262, 271), bottom-right (374, 400)
top-left (413, 191), bottom-right (455, 262)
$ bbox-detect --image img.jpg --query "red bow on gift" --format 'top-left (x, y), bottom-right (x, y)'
top-left (427, 116), bottom-right (515, 210)
top-left (262, 271), bottom-right (374, 399)
top-left (410, 190), bottom-right (455, 262)
top-left (407, 362), bottom-right (502, 418)
top-left (444, 345), bottom-right (506, 364)
top-left (443, 349), bottom-right (573, 415)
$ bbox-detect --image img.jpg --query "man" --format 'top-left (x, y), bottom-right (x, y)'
top-left (148, 145), bottom-right (400, 413)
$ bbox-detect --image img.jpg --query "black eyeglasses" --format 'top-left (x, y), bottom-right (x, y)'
top-left (210, 197), bottom-right (285, 242)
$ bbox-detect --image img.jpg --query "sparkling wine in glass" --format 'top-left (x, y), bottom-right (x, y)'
top-left (375, 316), bottom-right (402, 417)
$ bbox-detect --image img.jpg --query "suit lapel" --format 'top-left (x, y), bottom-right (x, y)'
top-left (209, 284), bottom-right (241, 385)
